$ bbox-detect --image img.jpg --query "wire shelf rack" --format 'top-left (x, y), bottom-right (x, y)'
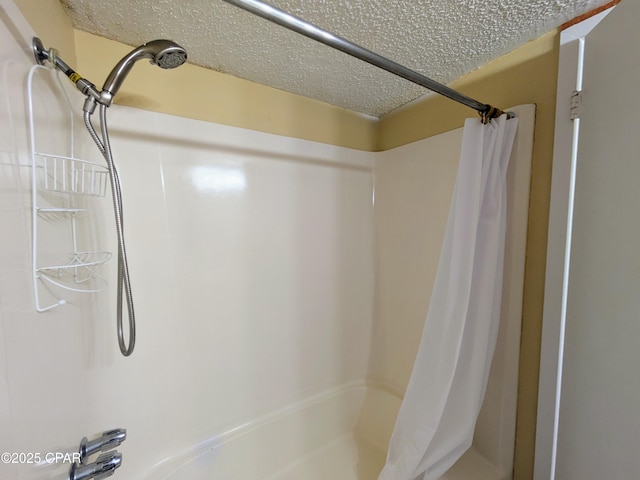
top-left (34, 153), bottom-right (109, 197)
top-left (28, 64), bottom-right (112, 312)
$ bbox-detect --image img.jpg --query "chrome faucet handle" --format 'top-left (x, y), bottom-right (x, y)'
top-left (69, 451), bottom-right (122, 480)
top-left (79, 429), bottom-right (126, 463)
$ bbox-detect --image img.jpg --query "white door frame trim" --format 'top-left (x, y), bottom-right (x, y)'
top-left (533, 8), bottom-right (614, 480)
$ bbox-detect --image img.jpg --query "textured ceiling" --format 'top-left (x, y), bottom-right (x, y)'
top-left (59, 0), bottom-right (609, 117)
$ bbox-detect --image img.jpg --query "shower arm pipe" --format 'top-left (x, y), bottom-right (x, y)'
top-left (222, 0), bottom-right (511, 122)
top-left (33, 38), bottom-right (113, 114)
top-left (32, 38), bottom-right (103, 105)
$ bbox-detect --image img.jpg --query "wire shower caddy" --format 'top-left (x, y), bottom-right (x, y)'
top-left (27, 64), bottom-right (112, 312)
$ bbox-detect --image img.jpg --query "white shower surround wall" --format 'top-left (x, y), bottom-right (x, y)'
top-left (87, 105), bottom-right (376, 477)
top-left (0, 4), bottom-right (532, 479)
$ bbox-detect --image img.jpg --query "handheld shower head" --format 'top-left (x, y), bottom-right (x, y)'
top-left (101, 39), bottom-right (187, 105)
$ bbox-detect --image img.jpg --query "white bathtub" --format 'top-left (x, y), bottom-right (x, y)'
top-left (141, 383), bottom-right (508, 480)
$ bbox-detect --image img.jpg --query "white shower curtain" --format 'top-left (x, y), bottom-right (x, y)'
top-left (378, 114), bottom-right (518, 480)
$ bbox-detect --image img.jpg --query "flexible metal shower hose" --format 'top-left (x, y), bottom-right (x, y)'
top-left (83, 106), bottom-right (136, 356)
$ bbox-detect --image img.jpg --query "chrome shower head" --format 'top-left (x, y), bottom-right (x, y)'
top-left (101, 39), bottom-right (187, 104)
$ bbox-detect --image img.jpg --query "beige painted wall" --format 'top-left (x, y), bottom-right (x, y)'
top-left (15, 1), bottom-right (557, 478)
top-left (72, 31), bottom-right (378, 151)
top-left (14, 0), bottom-right (75, 64)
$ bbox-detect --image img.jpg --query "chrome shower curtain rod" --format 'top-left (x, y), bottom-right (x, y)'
top-left (222, 0), bottom-right (510, 122)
